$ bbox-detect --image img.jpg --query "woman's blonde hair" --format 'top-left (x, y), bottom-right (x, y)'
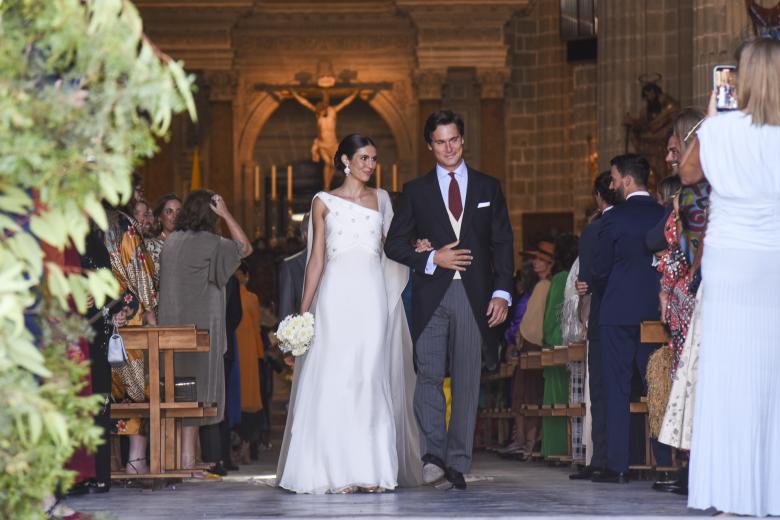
top-left (672, 107), bottom-right (706, 156)
top-left (738, 38), bottom-right (780, 126)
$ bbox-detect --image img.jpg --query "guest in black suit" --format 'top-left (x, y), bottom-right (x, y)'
top-left (569, 170), bottom-right (617, 480)
top-left (385, 110), bottom-right (514, 490)
top-left (278, 213), bottom-right (309, 320)
top-left (591, 154), bottom-right (671, 483)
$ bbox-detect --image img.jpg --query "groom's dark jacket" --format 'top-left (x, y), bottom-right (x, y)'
top-left (384, 166), bottom-right (514, 367)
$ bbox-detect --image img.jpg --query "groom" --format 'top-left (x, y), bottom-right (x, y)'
top-left (385, 110), bottom-right (514, 490)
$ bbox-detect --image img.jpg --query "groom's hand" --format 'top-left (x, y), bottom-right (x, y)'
top-left (486, 297), bottom-right (509, 328)
top-left (432, 240), bottom-right (472, 271)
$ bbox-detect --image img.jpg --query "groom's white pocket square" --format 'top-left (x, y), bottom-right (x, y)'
top-left (477, 202), bottom-right (491, 208)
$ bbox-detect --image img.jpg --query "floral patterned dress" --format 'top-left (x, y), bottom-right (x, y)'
top-left (104, 210), bottom-right (158, 435)
top-left (657, 210), bottom-right (696, 375)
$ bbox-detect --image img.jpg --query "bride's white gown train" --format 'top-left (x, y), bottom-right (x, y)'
top-left (277, 190), bottom-right (421, 494)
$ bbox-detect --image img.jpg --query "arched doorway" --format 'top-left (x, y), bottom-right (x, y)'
top-left (253, 97), bottom-right (399, 192)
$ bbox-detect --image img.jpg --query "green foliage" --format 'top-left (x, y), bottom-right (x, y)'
top-left (0, 0), bottom-right (196, 517)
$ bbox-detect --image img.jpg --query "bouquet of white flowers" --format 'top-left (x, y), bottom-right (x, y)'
top-left (275, 312), bottom-right (315, 356)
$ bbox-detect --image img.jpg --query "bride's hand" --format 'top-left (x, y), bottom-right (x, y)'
top-left (414, 238), bottom-right (433, 253)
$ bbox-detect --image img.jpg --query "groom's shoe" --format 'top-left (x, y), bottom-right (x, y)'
top-left (422, 453), bottom-right (447, 485)
top-left (445, 468), bottom-right (467, 491)
top-left (434, 467), bottom-right (467, 491)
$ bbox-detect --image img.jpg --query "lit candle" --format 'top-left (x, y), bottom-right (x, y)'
top-left (375, 164), bottom-right (382, 189)
top-left (287, 165), bottom-right (293, 202)
top-left (392, 163), bottom-right (398, 192)
top-left (254, 165), bottom-right (261, 202)
top-left (271, 164), bottom-right (278, 201)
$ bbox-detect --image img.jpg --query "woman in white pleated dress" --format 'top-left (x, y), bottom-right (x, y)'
top-left (682, 38), bottom-right (780, 517)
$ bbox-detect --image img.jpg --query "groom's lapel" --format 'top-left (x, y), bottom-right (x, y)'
top-left (425, 170), bottom-right (454, 237)
top-left (460, 168), bottom-right (478, 235)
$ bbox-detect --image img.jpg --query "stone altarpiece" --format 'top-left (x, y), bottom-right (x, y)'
top-left (135, 0), bottom-right (527, 238)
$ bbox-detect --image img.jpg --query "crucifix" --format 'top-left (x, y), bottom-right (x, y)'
top-left (256, 69), bottom-right (392, 190)
top-left (285, 89), bottom-right (360, 190)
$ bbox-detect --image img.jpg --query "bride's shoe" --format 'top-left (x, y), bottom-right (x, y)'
top-left (360, 486), bottom-right (386, 493)
top-left (332, 486), bottom-right (358, 494)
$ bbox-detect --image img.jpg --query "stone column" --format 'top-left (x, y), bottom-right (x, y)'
top-left (596, 1), bottom-right (650, 171)
top-left (692, 0), bottom-right (750, 107)
top-left (478, 67), bottom-right (509, 186)
top-left (596, 0), bottom-right (699, 171)
top-left (204, 71), bottom-right (243, 230)
top-left (443, 67), bottom-right (481, 167)
top-left (414, 69), bottom-right (445, 176)
top-left (141, 124), bottom-right (177, 204)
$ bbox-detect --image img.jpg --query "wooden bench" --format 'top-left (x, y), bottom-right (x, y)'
top-left (641, 320), bottom-right (670, 344)
top-left (110, 325), bottom-right (214, 479)
top-left (629, 321), bottom-right (677, 470)
top-left (479, 336), bottom-right (678, 470)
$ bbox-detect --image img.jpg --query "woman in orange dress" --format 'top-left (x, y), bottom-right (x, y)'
top-left (234, 265), bottom-right (264, 462)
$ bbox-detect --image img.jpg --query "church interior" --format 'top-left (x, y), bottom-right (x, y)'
top-left (11, 0), bottom-right (778, 518)
top-left (137, 0), bottom-right (751, 259)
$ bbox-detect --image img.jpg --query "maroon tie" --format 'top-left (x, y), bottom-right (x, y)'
top-left (448, 172), bottom-right (463, 220)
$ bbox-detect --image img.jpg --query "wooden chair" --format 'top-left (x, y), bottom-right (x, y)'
top-left (110, 325), bottom-right (217, 479)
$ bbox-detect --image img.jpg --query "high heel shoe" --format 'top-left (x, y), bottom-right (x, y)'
top-left (360, 486), bottom-right (386, 493)
top-left (126, 458), bottom-right (148, 475)
top-left (332, 486), bottom-right (358, 494)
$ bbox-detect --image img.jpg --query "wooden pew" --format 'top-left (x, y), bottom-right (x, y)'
top-left (110, 326), bottom-right (215, 479)
top-left (480, 336), bottom-right (677, 470)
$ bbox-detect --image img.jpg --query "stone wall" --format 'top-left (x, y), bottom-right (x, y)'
top-left (136, 0), bottom-right (757, 250)
top-left (596, 0), bottom-right (696, 174)
top-left (505, 0), bottom-right (597, 246)
top-left (692, 0), bottom-right (751, 107)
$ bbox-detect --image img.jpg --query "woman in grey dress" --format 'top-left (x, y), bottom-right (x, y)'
top-left (158, 190), bottom-right (252, 470)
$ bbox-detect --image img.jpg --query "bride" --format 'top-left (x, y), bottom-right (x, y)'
top-left (276, 134), bottom-right (423, 494)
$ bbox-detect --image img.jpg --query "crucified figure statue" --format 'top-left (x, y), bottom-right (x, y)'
top-left (288, 89), bottom-right (360, 190)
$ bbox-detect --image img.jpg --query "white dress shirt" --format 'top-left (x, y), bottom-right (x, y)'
top-left (626, 190), bottom-right (651, 200)
top-left (424, 160), bottom-right (511, 305)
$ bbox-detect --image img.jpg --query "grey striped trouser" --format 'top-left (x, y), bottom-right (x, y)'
top-left (414, 280), bottom-right (483, 474)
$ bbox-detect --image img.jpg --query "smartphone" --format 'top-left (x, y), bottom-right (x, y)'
top-left (713, 65), bottom-right (738, 111)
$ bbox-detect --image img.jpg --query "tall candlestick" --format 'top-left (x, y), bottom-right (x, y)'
top-left (392, 163), bottom-right (398, 192)
top-left (287, 165), bottom-right (293, 202)
top-left (254, 165), bottom-right (261, 202)
top-left (271, 165), bottom-right (278, 201)
top-left (375, 164), bottom-right (382, 189)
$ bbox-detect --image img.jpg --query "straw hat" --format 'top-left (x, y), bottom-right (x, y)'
top-left (519, 240), bottom-right (554, 262)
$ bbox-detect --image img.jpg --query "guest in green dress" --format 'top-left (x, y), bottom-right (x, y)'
top-left (541, 233), bottom-right (580, 458)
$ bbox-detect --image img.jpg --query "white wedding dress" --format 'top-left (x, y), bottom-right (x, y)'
top-left (276, 189), bottom-right (422, 494)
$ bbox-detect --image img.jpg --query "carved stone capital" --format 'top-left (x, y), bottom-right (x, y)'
top-left (414, 69), bottom-right (446, 100)
top-left (478, 67), bottom-right (510, 99)
top-left (398, 1), bottom-right (529, 70)
top-left (205, 71), bottom-right (238, 102)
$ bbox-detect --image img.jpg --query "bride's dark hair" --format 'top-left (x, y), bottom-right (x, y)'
top-left (334, 133), bottom-right (376, 172)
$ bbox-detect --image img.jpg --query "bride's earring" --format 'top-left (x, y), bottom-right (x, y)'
top-left (344, 164), bottom-right (351, 176)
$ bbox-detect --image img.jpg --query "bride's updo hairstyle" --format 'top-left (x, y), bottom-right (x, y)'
top-left (334, 133), bottom-right (376, 172)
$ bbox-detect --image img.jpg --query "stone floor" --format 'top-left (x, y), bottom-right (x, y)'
top-left (66, 449), bottom-right (709, 519)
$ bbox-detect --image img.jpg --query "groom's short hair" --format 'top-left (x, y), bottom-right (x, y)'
top-left (424, 110), bottom-right (465, 144)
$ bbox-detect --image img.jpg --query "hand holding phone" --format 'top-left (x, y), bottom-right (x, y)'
top-left (713, 65), bottom-right (738, 111)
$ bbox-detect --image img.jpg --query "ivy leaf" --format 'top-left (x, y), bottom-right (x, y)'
top-left (43, 411), bottom-right (69, 446)
top-left (45, 262), bottom-right (71, 310)
top-left (30, 210), bottom-right (68, 249)
top-left (82, 192), bottom-right (107, 229)
top-left (5, 336), bottom-right (52, 378)
top-left (28, 411), bottom-right (43, 444)
top-left (0, 184), bottom-right (32, 214)
top-left (68, 274), bottom-right (88, 315)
